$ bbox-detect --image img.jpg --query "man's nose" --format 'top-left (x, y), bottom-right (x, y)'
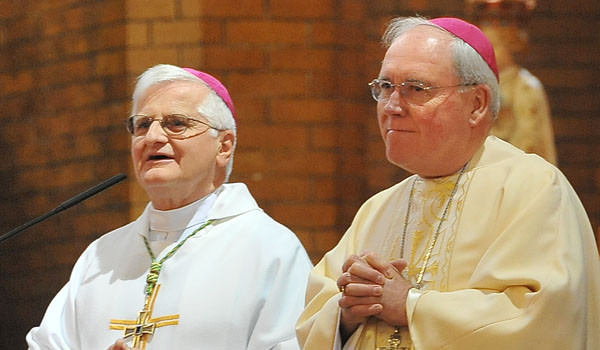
top-left (383, 90), bottom-right (406, 116)
top-left (144, 120), bottom-right (169, 143)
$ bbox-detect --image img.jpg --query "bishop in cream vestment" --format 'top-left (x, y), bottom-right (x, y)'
top-left (297, 136), bottom-right (600, 349)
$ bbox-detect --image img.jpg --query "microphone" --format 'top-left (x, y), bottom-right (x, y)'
top-left (0, 173), bottom-right (127, 243)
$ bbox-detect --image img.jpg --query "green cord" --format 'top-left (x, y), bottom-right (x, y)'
top-left (142, 220), bottom-right (213, 296)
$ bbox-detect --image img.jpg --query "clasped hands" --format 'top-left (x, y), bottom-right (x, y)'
top-left (337, 251), bottom-right (412, 339)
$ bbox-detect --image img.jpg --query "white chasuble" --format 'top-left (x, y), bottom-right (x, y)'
top-left (297, 136), bottom-right (600, 350)
top-left (27, 183), bottom-right (313, 350)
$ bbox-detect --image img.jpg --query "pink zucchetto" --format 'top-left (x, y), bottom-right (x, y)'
top-left (430, 17), bottom-right (499, 81)
top-left (182, 68), bottom-right (236, 118)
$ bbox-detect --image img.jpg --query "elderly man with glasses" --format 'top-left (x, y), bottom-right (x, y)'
top-left (27, 64), bottom-right (312, 350)
top-left (297, 16), bottom-right (600, 350)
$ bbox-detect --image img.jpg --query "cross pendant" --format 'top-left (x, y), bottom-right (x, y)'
top-left (376, 327), bottom-right (410, 350)
top-left (109, 284), bottom-right (179, 349)
top-left (123, 309), bottom-right (156, 348)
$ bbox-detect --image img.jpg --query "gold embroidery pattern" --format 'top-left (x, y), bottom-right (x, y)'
top-left (375, 167), bottom-right (470, 349)
top-left (396, 174), bottom-right (468, 291)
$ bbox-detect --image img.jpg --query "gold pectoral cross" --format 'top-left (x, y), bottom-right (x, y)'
top-left (109, 284), bottom-right (179, 350)
top-left (376, 327), bottom-right (411, 350)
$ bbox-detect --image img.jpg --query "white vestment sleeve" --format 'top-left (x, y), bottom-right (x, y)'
top-left (26, 244), bottom-right (93, 350)
top-left (26, 283), bottom-right (73, 350)
top-left (246, 234), bottom-right (312, 350)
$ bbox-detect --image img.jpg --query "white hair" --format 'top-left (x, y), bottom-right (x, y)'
top-left (132, 64), bottom-right (237, 181)
top-left (382, 16), bottom-right (500, 118)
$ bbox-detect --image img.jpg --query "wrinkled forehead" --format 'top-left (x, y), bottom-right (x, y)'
top-left (381, 26), bottom-right (456, 78)
top-left (393, 24), bottom-right (455, 49)
top-left (135, 80), bottom-right (211, 115)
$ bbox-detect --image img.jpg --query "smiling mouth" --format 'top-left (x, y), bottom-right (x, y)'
top-left (387, 128), bottom-right (414, 133)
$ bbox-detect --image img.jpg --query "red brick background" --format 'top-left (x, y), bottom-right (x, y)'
top-left (0, 0), bottom-right (598, 348)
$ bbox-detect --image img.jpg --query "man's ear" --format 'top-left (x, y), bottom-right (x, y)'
top-left (216, 130), bottom-right (235, 167)
top-left (469, 84), bottom-right (492, 127)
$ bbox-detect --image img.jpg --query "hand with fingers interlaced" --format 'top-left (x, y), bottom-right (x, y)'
top-left (337, 252), bottom-right (412, 342)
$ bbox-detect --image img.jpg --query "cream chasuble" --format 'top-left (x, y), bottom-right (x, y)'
top-left (347, 171), bottom-right (469, 350)
top-left (297, 136), bottom-right (600, 350)
top-left (27, 183), bottom-right (312, 350)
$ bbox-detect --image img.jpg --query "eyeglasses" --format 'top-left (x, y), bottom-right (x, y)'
top-left (126, 114), bottom-right (217, 137)
top-left (368, 79), bottom-right (477, 105)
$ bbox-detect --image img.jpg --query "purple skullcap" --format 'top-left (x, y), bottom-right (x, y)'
top-left (429, 17), bottom-right (499, 81)
top-left (182, 68), bottom-right (236, 118)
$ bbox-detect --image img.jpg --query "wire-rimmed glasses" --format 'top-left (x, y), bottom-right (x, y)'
top-left (126, 114), bottom-right (218, 138)
top-left (368, 79), bottom-right (477, 105)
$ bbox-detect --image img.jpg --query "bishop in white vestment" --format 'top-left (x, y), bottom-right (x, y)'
top-left (28, 183), bottom-right (312, 350)
top-left (27, 64), bottom-right (312, 350)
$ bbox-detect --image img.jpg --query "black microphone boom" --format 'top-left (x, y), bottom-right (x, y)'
top-left (0, 173), bottom-right (127, 243)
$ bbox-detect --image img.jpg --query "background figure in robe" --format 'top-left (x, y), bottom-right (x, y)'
top-left (468, 0), bottom-right (558, 164)
top-left (296, 16), bottom-right (600, 350)
top-left (26, 64), bottom-right (312, 350)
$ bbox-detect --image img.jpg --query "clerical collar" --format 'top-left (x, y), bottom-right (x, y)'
top-left (148, 191), bottom-right (218, 243)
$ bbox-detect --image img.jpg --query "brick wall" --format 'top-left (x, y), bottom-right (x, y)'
top-left (526, 2), bottom-right (600, 231)
top-left (121, 0), bottom-right (375, 259)
top-left (0, 0), bottom-right (598, 348)
top-left (0, 1), bottom-right (131, 348)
